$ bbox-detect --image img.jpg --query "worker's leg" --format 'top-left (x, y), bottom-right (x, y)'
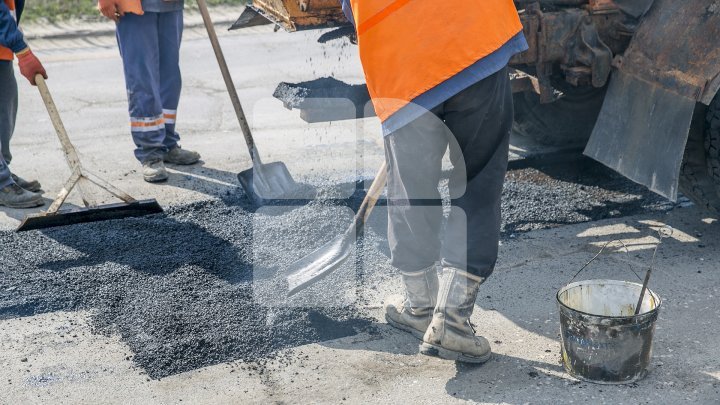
top-left (0, 62), bottom-right (43, 193)
top-left (422, 67), bottom-right (512, 363)
top-left (383, 107), bottom-right (449, 338)
top-left (0, 61), bottom-right (42, 207)
top-left (384, 108), bottom-right (450, 272)
top-left (442, 66), bottom-right (512, 280)
top-left (0, 61), bottom-right (18, 188)
top-left (158, 10), bottom-right (183, 150)
top-left (116, 12), bottom-right (167, 163)
top-left (157, 10), bottom-right (200, 165)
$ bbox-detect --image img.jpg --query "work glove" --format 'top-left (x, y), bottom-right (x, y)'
top-left (17, 49), bottom-right (47, 86)
top-left (98, 0), bottom-right (124, 22)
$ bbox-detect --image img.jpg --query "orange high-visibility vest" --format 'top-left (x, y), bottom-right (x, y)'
top-left (0, 0), bottom-right (17, 61)
top-left (350, 0), bottom-right (524, 122)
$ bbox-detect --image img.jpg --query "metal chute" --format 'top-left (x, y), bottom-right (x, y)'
top-left (230, 0), bottom-right (349, 32)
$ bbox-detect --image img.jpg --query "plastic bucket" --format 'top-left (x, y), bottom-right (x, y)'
top-left (557, 279), bottom-right (661, 384)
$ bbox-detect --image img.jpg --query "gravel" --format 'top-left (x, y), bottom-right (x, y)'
top-left (501, 157), bottom-right (674, 236)
top-left (0, 154), bottom-right (675, 379)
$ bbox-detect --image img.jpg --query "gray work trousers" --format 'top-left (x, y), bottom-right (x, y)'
top-left (0, 61), bottom-right (18, 188)
top-left (384, 66), bottom-right (512, 278)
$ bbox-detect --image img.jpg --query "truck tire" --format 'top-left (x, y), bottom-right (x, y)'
top-left (703, 93), bottom-right (720, 187)
top-left (512, 80), bottom-right (607, 146)
top-left (678, 97), bottom-right (720, 213)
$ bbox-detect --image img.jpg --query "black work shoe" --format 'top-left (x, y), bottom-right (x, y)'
top-left (0, 184), bottom-right (44, 208)
top-left (11, 174), bottom-right (42, 193)
top-left (164, 146), bottom-right (200, 165)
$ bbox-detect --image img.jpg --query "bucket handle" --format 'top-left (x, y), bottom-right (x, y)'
top-left (570, 226), bottom-right (673, 284)
top-left (570, 239), bottom-right (643, 283)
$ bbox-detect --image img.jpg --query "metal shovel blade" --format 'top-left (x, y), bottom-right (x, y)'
top-left (237, 161), bottom-right (300, 204)
top-left (229, 6), bottom-right (273, 31)
top-left (286, 223), bottom-right (356, 296)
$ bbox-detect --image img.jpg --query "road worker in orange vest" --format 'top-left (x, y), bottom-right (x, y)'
top-left (0, 0), bottom-right (46, 208)
top-left (97, 0), bottom-right (201, 183)
top-left (341, 0), bottom-right (528, 363)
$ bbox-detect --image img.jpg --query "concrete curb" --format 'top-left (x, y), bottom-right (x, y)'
top-left (22, 6), bottom-right (242, 42)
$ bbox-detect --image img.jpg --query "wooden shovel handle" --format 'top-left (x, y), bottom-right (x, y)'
top-left (35, 74), bottom-right (98, 207)
top-left (196, 0), bottom-right (258, 162)
top-left (35, 75), bottom-right (82, 171)
top-left (356, 162), bottom-right (388, 225)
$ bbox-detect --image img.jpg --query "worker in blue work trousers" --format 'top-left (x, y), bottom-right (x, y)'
top-left (342, 0), bottom-right (528, 363)
top-left (98, 0), bottom-right (201, 183)
top-left (0, 0), bottom-right (46, 208)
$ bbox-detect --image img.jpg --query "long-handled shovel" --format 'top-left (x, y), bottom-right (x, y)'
top-left (196, 0), bottom-right (300, 204)
top-left (287, 162), bottom-right (387, 295)
top-left (16, 76), bottom-right (163, 232)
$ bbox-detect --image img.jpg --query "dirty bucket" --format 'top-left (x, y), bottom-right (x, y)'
top-left (557, 239), bottom-right (663, 384)
top-left (557, 279), bottom-right (661, 384)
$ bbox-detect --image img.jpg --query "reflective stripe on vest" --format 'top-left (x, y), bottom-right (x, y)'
top-left (350, 0), bottom-right (523, 122)
top-left (0, 0), bottom-right (16, 61)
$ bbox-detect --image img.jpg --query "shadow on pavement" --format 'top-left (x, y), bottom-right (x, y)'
top-left (167, 161), bottom-right (331, 208)
top-left (163, 161), bottom-right (247, 205)
top-left (39, 215), bottom-right (253, 283)
top-left (0, 196), bottom-right (56, 224)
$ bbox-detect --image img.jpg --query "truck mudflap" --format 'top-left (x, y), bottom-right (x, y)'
top-left (585, 0), bottom-right (720, 201)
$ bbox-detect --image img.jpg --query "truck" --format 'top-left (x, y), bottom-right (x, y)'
top-left (231, 0), bottom-right (720, 212)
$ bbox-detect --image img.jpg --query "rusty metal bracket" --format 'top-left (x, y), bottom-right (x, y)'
top-left (568, 15), bottom-right (613, 87)
top-left (526, 3), bottom-right (558, 104)
top-left (510, 69), bottom-right (542, 94)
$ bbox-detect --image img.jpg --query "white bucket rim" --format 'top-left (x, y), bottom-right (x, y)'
top-left (556, 279), bottom-right (662, 320)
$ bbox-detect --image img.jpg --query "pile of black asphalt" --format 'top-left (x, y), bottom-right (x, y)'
top-left (0, 194), bottom-right (378, 380)
top-left (0, 157), bottom-right (674, 379)
top-left (501, 157), bottom-right (673, 236)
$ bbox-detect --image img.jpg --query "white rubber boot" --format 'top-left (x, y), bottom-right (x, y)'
top-left (420, 267), bottom-right (492, 363)
top-left (384, 264), bottom-right (439, 339)
top-left (142, 159), bottom-right (169, 183)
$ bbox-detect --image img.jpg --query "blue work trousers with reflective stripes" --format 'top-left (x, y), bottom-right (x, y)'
top-left (116, 11), bottom-right (183, 163)
top-left (0, 61), bottom-right (18, 188)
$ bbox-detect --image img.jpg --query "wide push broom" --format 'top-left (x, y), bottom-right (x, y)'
top-left (16, 75), bottom-right (163, 232)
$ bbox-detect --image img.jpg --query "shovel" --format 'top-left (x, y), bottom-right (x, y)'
top-left (196, 0), bottom-right (300, 204)
top-left (287, 162), bottom-right (387, 295)
top-left (16, 75), bottom-right (163, 232)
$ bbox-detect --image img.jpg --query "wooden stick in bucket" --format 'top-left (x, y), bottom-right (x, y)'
top-left (634, 226), bottom-right (673, 315)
